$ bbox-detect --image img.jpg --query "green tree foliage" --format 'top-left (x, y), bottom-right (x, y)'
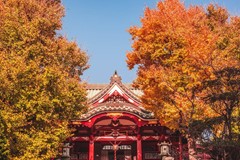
top-left (126, 0), bottom-right (240, 159)
top-left (0, 0), bottom-right (89, 159)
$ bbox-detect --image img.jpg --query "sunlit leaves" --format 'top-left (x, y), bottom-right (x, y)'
top-left (0, 0), bottom-right (88, 159)
top-left (127, 0), bottom-right (214, 131)
top-left (127, 0), bottom-right (240, 159)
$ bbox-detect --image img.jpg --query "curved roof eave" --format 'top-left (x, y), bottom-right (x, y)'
top-left (79, 110), bottom-right (157, 122)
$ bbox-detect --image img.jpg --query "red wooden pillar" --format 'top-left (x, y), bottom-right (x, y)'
top-left (89, 136), bottom-right (94, 160)
top-left (137, 135), bottom-right (142, 160)
top-left (179, 135), bottom-right (183, 160)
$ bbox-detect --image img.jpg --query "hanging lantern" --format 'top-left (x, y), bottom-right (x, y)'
top-left (157, 141), bottom-right (172, 156)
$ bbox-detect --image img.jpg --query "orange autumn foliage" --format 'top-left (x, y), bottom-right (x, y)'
top-left (127, 0), bottom-right (239, 134)
top-left (127, 1), bottom-right (240, 159)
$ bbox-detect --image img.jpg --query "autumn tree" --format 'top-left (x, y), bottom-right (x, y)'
top-left (194, 5), bottom-right (240, 159)
top-left (188, 5), bottom-right (240, 160)
top-left (126, 0), bottom-right (239, 159)
top-left (199, 68), bottom-right (240, 160)
top-left (0, 0), bottom-right (88, 159)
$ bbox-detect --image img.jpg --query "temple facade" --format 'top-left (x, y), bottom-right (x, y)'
top-left (61, 72), bottom-right (189, 160)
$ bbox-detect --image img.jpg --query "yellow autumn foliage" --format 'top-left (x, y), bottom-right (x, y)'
top-left (0, 0), bottom-right (89, 159)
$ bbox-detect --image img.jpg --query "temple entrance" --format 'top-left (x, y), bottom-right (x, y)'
top-left (107, 150), bottom-right (127, 160)
top-left (95, 143), bottom-right (136, 160)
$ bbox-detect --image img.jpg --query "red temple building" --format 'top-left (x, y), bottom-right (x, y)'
top-left (61, 72), bottom-right (190, 160)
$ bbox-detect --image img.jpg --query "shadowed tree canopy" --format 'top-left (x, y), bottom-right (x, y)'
top-left (0, 0), bottom-right (89, 159)
top-left (127, 0), bottom-right (240, 159)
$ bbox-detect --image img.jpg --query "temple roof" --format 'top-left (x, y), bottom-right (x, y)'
top-left (86, 71), bottom-right (143, 104)
top-left (86, 83), bottom-right (143, 99)
top-left (80, 102), bottom-right (154, 120)
top-left (80, 71), bottom-right (155, 121)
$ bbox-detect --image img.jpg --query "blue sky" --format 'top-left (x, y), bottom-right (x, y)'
top-left (61, 0), bottom-right (240, 83)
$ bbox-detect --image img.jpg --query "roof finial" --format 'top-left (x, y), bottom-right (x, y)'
top-left (110, 70), bottom-right (122, 83)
